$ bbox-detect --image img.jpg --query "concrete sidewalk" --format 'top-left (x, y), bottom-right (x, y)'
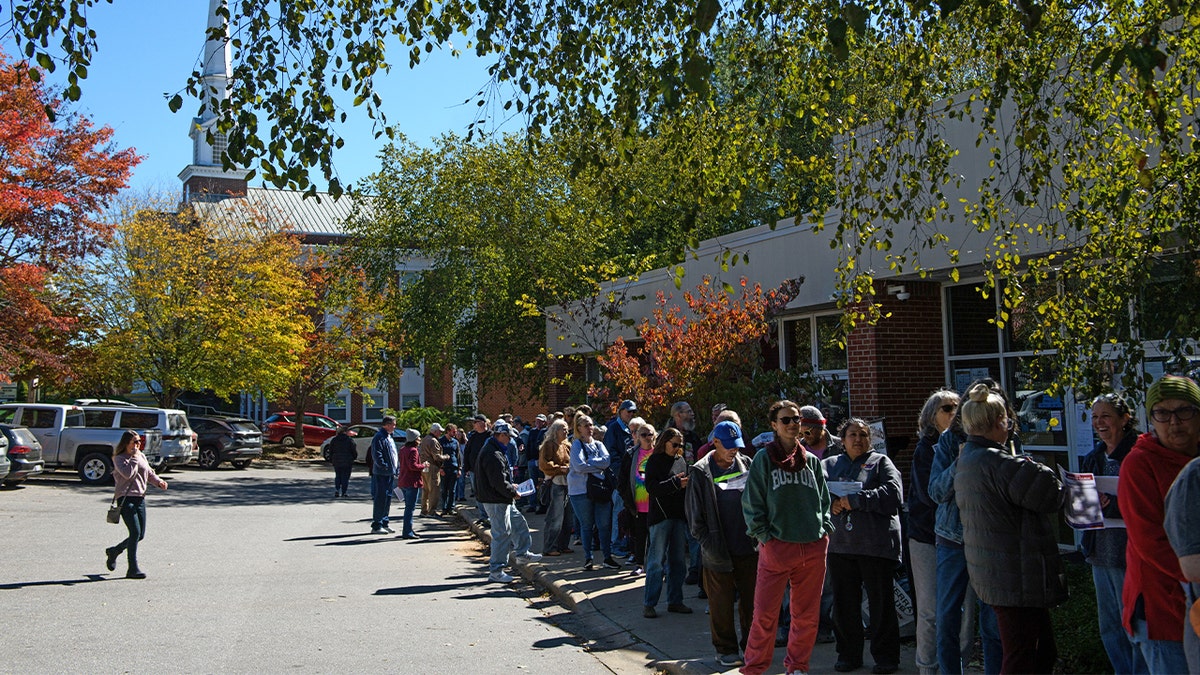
top-left (448, 499), bottom-right (919, 675)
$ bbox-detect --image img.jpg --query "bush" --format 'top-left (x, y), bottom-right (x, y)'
top-left (383, 406), bottom-right (463, 434)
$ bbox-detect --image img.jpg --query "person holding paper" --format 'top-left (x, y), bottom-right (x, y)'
top-left (1080, 393), bottom-right (1139, 674)
top-left (955, 383), bottom-right (1066, 674)
top-left (642, 427), bottom-right (693, 617)
top-left (822, 418), bottom-right (904, 674)
top-left (686, 420), bottom-right (757, 668)
top-left (477, 420), bottom-right (542, 582)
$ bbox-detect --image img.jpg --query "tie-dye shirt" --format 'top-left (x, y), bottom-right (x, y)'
top-left (633, 446), bottom-right (654, 513)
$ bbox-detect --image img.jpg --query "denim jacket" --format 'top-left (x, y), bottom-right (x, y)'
top-left (929, 425), bottom-right (1022, 543)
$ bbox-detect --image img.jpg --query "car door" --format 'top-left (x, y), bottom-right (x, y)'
top-left (302, 414), bottom-right (338, 446)
top-left (19, 407), bottom-right (64, 464)
top-left (350, 425), bottom-right (376, 462)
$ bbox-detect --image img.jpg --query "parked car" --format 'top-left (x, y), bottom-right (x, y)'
top-left (0, 404), bottom-right (162, 485)
top-left (261, 412), bottom-right (340, 447)
top-left (189, 415), bottom-right (263, 469)
top-left (0, 433), bottom-right (9, 484)
top-left (318, 424), bottom-right (407, 463)
top-left (0, 424), bottom-right (46, 486)
top-left (73, 398), bottom-right (137, 407)
top-left (80, 406), bottom-right (195, 472)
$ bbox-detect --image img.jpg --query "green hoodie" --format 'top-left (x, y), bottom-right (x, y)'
top-left (742, 440), bottom-right (832, 544)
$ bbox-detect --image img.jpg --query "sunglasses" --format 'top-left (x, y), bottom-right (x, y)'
top-left (669, 441), bottom-right (683, 448)
top-left (638, 432), bottom-right (654, 438)
top-left (940, 404), bottom-right (958, 413)
top-left (777, 415), bottom-right (801, 425)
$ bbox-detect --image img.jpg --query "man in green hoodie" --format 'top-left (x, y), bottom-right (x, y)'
top-left (740, 400), bottom-right (833, 675)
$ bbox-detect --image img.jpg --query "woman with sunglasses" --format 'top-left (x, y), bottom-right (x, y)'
top-left (568, 414), bottom-right (618, 570)
top-left (623, 423), bottom-right (656, 574)
top-left (740, 400), bottom-right (832, 675)
top-left (907, 389), bottom-right (960, 674)
top-left (1119, 375), bottom-right (1200, 673)
top-left (642, 427), bottom-right (692, 617)
top-left (105, 430), bottom-right (169, 579)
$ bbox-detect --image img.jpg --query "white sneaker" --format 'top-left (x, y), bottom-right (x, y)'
top-left (514, 552), bottom-right (542, 563)
top-left (488, 571), bottom-right (514, 583)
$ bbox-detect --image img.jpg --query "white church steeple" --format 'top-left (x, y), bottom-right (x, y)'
top-left (179, 0), bottom-right (249, 202)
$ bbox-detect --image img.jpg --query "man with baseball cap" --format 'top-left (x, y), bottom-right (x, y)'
top-left (477, 419), bottom-right (542, 582)
top-left (605, 399), bottom-right (639, 558)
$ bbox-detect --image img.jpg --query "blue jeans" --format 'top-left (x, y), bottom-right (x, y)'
top-left (935, 541), bottom-right (1001, 675)
top-left (1092, 564), bottom-right (1143, 674)
top-left (1129, 616), bottom-right (1187, 675)
top-left (611, 492), bottom-right (627, 551)
top-left (569, 494), bottom-right (612, 562)
top-left (400, 486), bottom-right (419, 537)
top-left (542, 483), bottom-right (574, 553)
top-left (440, 473), bottom-right (457, 512)
top-left (481, 502), bottom-right (533, 574)
top-left (333, 465), bottom-right (351, 494)
top-left (644, 518), bottom-right (688, 607)
top-left (113, 496), bottom-right (147, 571)
top-left (371, 474), bottom-right (394, 529)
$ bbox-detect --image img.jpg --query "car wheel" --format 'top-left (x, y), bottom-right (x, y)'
top-left (281, 435), bottom-right (297, 448)
top-left (231, 459), bottom-right (252, 469)
top-left (321, 446), bottom-right (331, 462)
top-left (199, 445), bottom-right (222, 470)
top-left (79, 452), bottom-right (114, 485)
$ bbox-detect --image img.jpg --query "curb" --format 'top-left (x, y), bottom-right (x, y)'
top-left (454, 502), bottom-right (715, 675)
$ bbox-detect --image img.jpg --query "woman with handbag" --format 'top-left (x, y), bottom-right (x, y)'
top-left (642, 427), bottom-right (693, 618)
top-left (538, 419), bottom-right (575, 556)
top-left (567, 413), bottom-right (617, 571)
top-left (105, 430), bottom-right (168, 579)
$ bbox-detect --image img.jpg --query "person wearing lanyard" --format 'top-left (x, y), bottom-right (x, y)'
top-left (686, 420), bottom-right (758, 669)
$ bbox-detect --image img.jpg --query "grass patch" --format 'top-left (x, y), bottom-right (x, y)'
top-left (1050, 554), bottom-right (1112, 674)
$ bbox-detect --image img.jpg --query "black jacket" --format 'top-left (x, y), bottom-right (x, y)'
top-left (645, 452), bottom-right (688, 526)
top-left (327, 433), bottom-right (357, 468)
top-left (476, 437), bottom-right (518, 504)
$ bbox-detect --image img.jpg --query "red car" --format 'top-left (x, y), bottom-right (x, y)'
top-left (261, 412), bottom-right (340, 447)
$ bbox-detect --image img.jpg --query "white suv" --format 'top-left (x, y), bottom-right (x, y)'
top-left (80, 406), bottom-right (195, 471)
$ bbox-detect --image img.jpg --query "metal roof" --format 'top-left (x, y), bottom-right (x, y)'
top-left (192, 187), bottom-right (374, 239)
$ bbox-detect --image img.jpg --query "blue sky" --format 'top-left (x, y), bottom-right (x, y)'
top-left (12, 1), bottom-right (499, 195)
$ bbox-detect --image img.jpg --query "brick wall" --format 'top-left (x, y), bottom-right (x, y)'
top-left (847, 280), bottom-right (946, 475)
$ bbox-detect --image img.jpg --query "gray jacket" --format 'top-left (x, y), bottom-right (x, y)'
top-left (822, 450), bottom-right (903, 562)
top-left (955, 435), bottom-right (1067, 608)
top-left (686, 452), bottom-right (754, 573)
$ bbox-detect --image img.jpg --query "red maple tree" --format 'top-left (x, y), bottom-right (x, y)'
top-left (593, 275), bottom-right (804, 424)
top-left (0, 50), bottom-right (141, 383)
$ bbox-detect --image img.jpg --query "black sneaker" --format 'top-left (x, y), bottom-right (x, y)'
top-left (602, 556), bottom-right (621, 569)
top-left (583, 560), bottom-right (594, 571)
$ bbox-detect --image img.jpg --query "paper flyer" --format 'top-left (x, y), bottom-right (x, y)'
top-left (828, 481), bottom-right (863, 497)
top-left (515, 478), bottom-right (536, 497)
top-left (1060, 468), bottom-right (1125, 529)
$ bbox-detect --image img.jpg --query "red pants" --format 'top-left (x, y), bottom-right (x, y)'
top-left (741, 537), bottom-right (829, 675)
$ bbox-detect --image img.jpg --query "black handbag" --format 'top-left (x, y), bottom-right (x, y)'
top-left (586, 468), bottom-right (615, 503)
top-left (106, 498), bottom-right (121, 524)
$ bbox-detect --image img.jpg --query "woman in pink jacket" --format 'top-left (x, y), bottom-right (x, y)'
top-left (105, 430), bottom-right (168, 579)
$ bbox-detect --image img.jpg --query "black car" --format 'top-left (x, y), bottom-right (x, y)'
top-left (188, 415), bottom-right (263, 470)
top-left (0, 424), bottom-right (46, 486)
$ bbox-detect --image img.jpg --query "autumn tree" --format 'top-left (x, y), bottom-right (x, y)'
top-left (593, 276), bottom-right (812, 430)
top-left (0, 49), bottom-right (140, 387)
top-left (61, 202), bottom-right (311, 408)
top-left (274, 256), bottom-right (401, 447)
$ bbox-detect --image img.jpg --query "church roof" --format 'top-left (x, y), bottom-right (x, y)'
top-left (191, 187), bottom-right (372, 239)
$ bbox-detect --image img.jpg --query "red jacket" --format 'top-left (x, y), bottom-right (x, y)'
top-left (397, 443), bottom-right (425, 489)
top-left (1120, 433), bottom-right (1190, 640)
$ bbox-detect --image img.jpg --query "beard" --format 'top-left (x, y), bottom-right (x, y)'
top-left (678, 417), bottom-right (696, 432)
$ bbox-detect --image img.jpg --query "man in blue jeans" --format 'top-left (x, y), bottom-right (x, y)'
top-left (476, 420), bottom-right (541, 583)
top-left (370, 416), bottom-right (399, 535)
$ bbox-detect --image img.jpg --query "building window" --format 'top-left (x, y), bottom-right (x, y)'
top-left (325, 392), bottom-right (349, 422)
top-left (781, 314), bottom-right (850, 424)
top-left (362, 387), bottom-right (387, 422)
top-left (401, 394), bottom-right (421, 410)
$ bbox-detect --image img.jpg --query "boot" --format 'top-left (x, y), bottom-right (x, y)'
top-left (105, 546), bottom-right (120, 572)
top-left (126, 568), bottom-right (147, 579)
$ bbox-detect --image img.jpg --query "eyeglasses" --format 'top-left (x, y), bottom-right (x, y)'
top-left (669, 441), bottom-right (683, 448)
top-left (940, 404), bottom-right (958, 413)
top-left (1151, 406), bottom-right (1199, 423)
top-left (638, 432), bottom-right (654, 438)
top-left (776, 415), bottom-right (801, 425)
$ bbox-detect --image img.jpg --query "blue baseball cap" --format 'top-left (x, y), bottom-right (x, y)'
top-left (712, 420), bottom-right (745, 449)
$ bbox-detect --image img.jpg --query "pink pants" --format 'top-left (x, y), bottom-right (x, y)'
top-left (741, 537), bottom-right (829, 675)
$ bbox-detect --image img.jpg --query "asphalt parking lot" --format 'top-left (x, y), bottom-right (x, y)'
top-left (0, 462), bottom-right (618, 673)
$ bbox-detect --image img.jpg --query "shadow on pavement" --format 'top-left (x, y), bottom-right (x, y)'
top-left (374, 580), bottom-right (491, 595)
top-left (0, 574), bottom-right (113, 590)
